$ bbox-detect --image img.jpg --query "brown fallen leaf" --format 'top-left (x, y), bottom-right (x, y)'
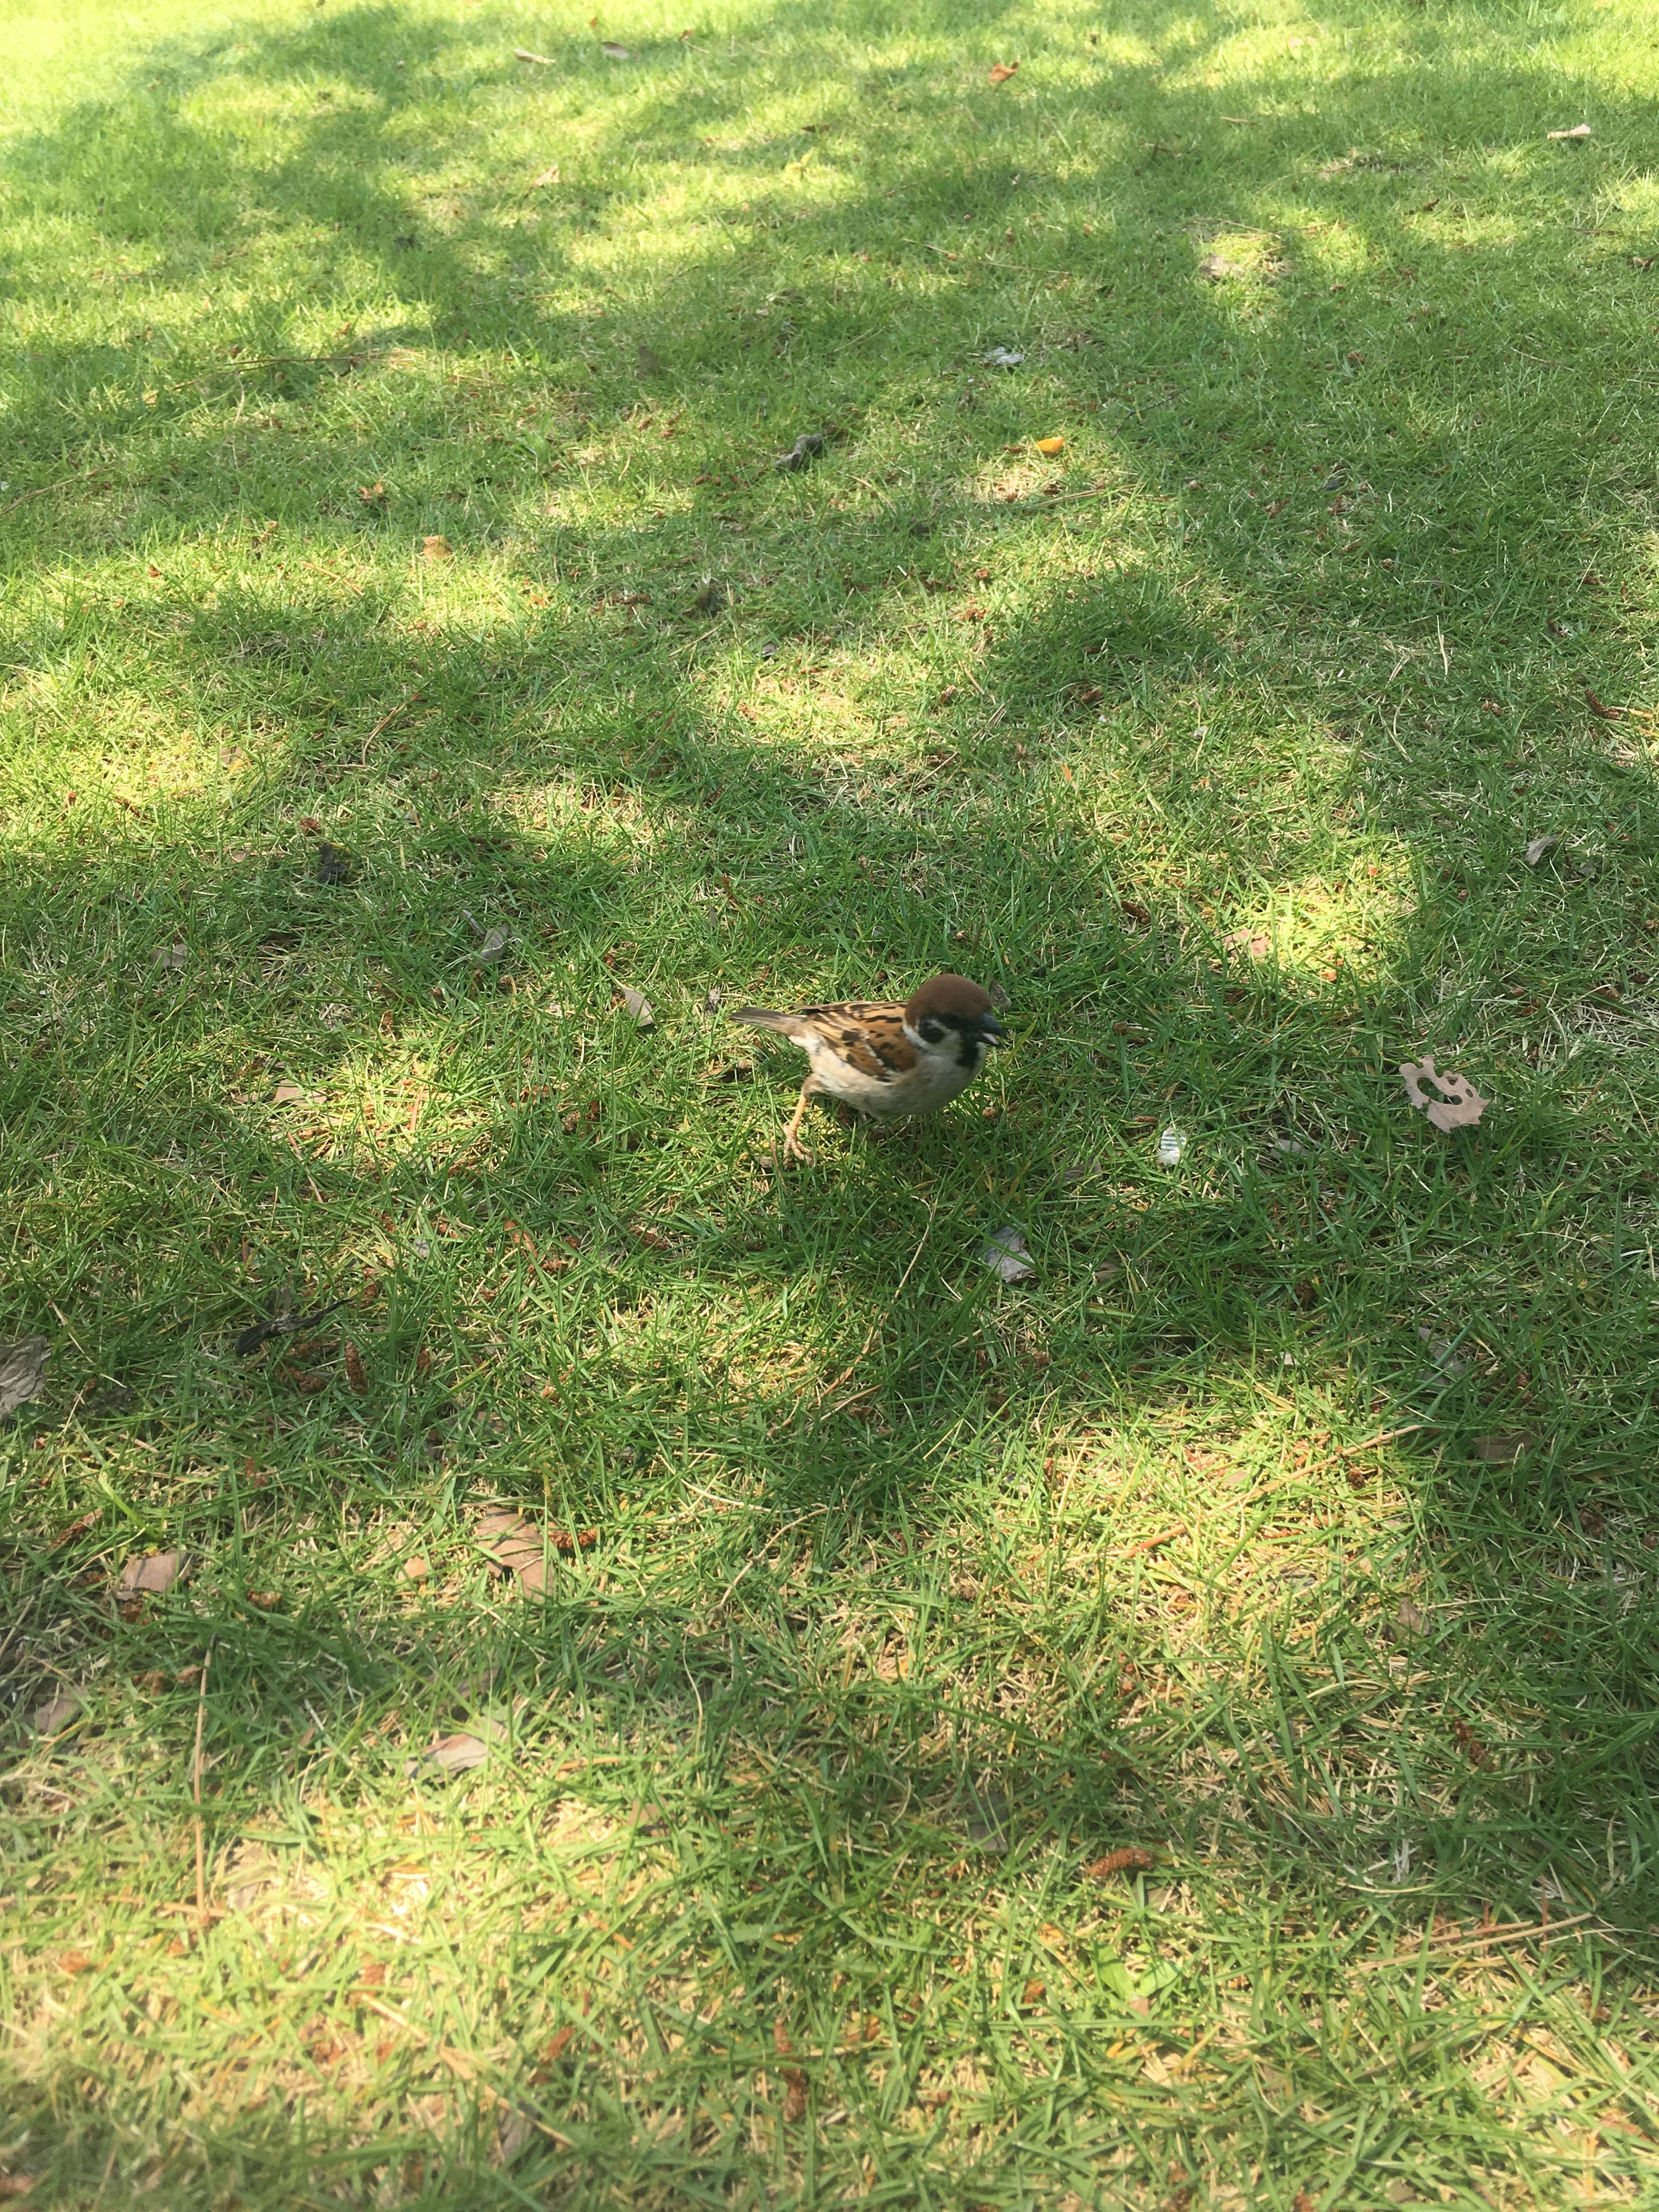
top-left (1120, 898), bottom-right (1153, 929)
top-left (421, 534), bottom-right (452, 562)
top-left (477, 1507), bottom-right (552, 1593)
top-left (133, 1669), bottom-right (170, 1694)
top-left (343, 1341), bottom-right (369, 1394)
top-left (1086, 1846), bottom-right (1157, 1878)
top-left (532, 163), bottom-right (560, 187)
top-left (272, 1083), bottom-right (305, 1106)
top-left (50, 1508), bottom-right (102, 1550)
top-left (1225, 926), bottom-right (1271, 958)
top-left (988, 60), bottom-right (1019, 83)
top-left (1034, 435), bottom-right (1064, 455)
top-left (1452, 1717), bottom-right (1491, 1767)
top-left (0, 1336), bottom-right (51, 1423)
top-left (1393, 1597), bottom-right (1430, 1636)
top-left (246, 1591), bottom-right (283, 1610)
top-left (403, 1556), bottom-right (430, 1582)
top-left (1585, 687), bottom-right (1621, 721)
top-left (782, 2071), bottom-right (808, 2121)
top-left (1400, 1055), bottom-right (1488, 1132)
top-left (1021, 1979), bottom-right (1047, 2005)
top-left (58, 1951), bottom-right (92, 1977)
top-left (282, 1368), bottom-right (328, 1395)
top-left (299, 815), bottom-right (323, 836)
top-left (0, 2174), bottom-right (35, 2198)
top-left (406, 1717), bottom-right (507, 1779)
top-left (117, 1551), bottom-right (183, 1599)
top-left (33, 1691), bottom-right (82, 1735)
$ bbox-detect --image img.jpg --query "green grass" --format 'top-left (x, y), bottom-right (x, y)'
top-left (3, 0), bottom-right (1659, 2201)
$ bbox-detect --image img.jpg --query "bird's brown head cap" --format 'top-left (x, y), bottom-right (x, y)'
top-left (904, 973), bottom-right (1007, 1039)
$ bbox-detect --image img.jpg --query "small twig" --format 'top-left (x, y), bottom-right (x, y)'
top-left (0, 477), bottom-right (91, 523)
top-left (1338, 1424), bottom-right (1424, 1458)
top-left (1353, 1910), bottom-right (1595, 1972)
top-left (513, 45), bottom-right (554, 64)
top-left (192, 1640), bottom-right (215, 1920)
top-left (1124, 1524), bottom-right (1186, 1557)
top-left (361, 692), bottom-right (423, 765)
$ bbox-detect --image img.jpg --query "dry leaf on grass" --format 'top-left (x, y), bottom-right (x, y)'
top-left (496, 2107), bottom-right (536, 2164)
top-left (1401, 1055), bottom-right (1488, 1131)
top-left (272, 1083), bottom-right (305, 1106)
top-left (343, 1341), bottom-right (369, 1394)
top-left (532, 163), bottom-right (560, 186)
top-left (406, 1716), bottom-right (507, 1779)
top-left (477, 1508), bottom-right (549, 1592)
top-left (474, 927), bottom-right (510, 964)
top-left (1392, 1598), bottom-right (1430, 1636)
top-left (58, 1951), bottom-right (92, 1977)
top-left (0, 2174), bottom-right (35, 2199)
top-left (601, 39), bottom-right (631, 58)
top-left (1523, 835), bottom-right (1560, 866)
top-left (421, 534), bottom-right (451, 562)
top-left (620, 987), bottom-right (655, 1029)
top-left (513, 45), bottom-right (554, 64)
top-left (775, 431), bottom-right (825, 474)
top-left (151, 940), bottom-right (188, 972)
top-left (116, 1551), bottom-right (183, 1599)
top-left (1034, 435), bottom-right (1064, 455)
top-left (988, 60), bottom-right (1019, 83)
top-left (0, 1336), bottom-right (49, 1422)
top-left (1224, 925), bottom-right (1271, 957)
top-left (1085, 1847), bottom-right (1157, 1878)
top-left (33, 1690), bottom-right (81, 1735)
top-left (1471, 1429), bottom-right (1540, 1463)
top-left (1585, 687), bottom-right (1621, 721)
top-left (983, 1226), bottom-right (1035, 1283)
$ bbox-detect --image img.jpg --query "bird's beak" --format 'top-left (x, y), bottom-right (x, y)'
top-left (979, 1014), bottom-right (1009, 1046)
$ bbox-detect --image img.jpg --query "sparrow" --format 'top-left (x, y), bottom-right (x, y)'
top-left (731, 973), bottom-right (1007, 1161)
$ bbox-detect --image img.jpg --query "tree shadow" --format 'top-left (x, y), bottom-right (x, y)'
top-left (4, 0), bottom-right (1659, 2199)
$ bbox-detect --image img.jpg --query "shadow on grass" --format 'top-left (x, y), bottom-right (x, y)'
top-left (4, 0), bottom-right (1659, 2199)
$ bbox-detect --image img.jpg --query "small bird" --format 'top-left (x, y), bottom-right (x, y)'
top-left (731, 973), bottom-right (1007, 1161)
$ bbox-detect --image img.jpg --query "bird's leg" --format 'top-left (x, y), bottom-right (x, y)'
top-left (781, 1073), bottom-right (822, 1163)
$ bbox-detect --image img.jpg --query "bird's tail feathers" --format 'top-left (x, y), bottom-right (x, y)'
top-left (730, 1007), bottom-right (806, 1037)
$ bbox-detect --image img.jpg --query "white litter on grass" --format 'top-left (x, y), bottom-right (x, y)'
top-left (983, 1226), bottom-right (1035, 1283)
top-left (1157, 1125), bottom-right (1184, 1167)
top-left (982, 347), bottom-right (1025, 369)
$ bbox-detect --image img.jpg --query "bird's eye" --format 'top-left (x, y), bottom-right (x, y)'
top-left (920, 1020), bottom-right (945, 1044)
